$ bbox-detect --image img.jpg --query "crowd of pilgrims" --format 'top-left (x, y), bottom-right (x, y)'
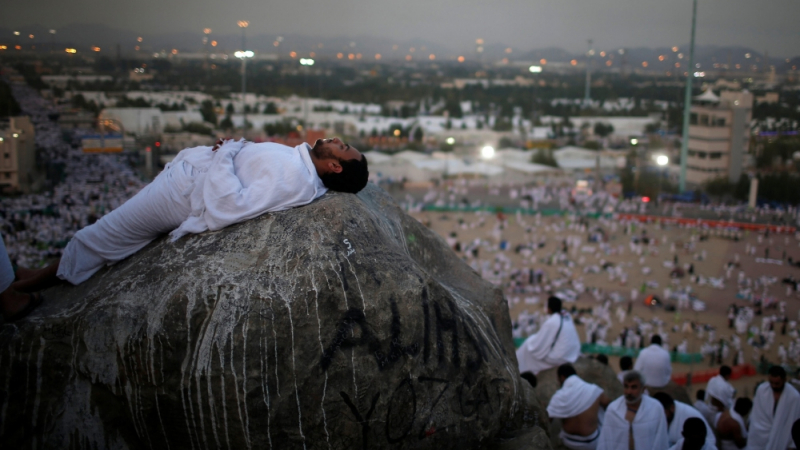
top-left (1, 81), bottom-right (146, 270)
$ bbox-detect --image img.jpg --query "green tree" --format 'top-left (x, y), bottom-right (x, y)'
top-left (593, 122), bottom-right (614, 138)
top-left (199, 100), bottom-right (217, 125)
top-left (532, 149), bottom-right (558, 167)
top-left (220, 115), bottom-right (234, 130)
top-left (413, 127), bottom-right (424, 143)
top-left (184, 122), bottom-right (213, 135)
top-left (263, 102), bottom-right (279, 114)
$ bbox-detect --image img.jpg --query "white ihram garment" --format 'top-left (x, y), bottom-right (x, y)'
top-left (548, 375), bottom-right (605, 450)
top-left (58, 141), bottom-right (326, 284)
top-left (633, 344), bottom-right (672, 387)
top-left (596, 395), bottom-right (670, 450)
top-left (706, 375), bottom-right (735, 410)
top-left (547, 375), bottom-right (604, 418)
top-left (516, 312), bottom-right (581, 375)
top-left (746, 382), bottom-right (800, 450)
top-left (667, 401), bottom-right (717, 450)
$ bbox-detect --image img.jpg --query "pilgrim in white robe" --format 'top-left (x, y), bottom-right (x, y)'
top-left (58, 140), bottom-right (328, 284)
top-left (746, 381), bottom-right (800, 450)
top-left (693, 400), bottom-right (717, 427)
top-left (667, 401), bottom-right (717, 450)
top-left (597, 395), bottom-right (670, 450)
top-left (548, 374), bottom-right (605, 450)
top-left (633, 344), bottom-right (672, 387)
top-left (706, 375), bottom-right (735, 410)
top-left (516, 312), bottom-right (581, 375)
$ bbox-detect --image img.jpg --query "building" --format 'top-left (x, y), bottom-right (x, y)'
top-left (685, 90), bottom-right (753, 185)
top-left (0, 117), bottom-right (38, 193)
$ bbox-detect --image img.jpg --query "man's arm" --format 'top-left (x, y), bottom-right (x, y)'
top-left (731, 419), bottom-right (746, 448)
top-left (598, 393), bottom-right (612, 409)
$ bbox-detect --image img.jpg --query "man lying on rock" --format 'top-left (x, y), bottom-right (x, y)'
top-left (2, 137), bottom-right (368, 321)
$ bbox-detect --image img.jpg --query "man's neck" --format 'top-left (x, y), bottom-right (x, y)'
top-left (626, 399), bottom-right (642, 412)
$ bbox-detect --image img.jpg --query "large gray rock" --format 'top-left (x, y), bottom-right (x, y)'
top-left (533, 357), bottom-right (623, 450)
top-left (646, 381), bottom-right (691, 405)
top-left (0, 184), bottom-right (549, 449)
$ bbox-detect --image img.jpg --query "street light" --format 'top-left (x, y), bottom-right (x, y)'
top-left (481, 145), bottom-right (495, 159)
top-left (299, 58), bottom-right (315, 135)
top-left (238, 20), bottom-right (250, 134)
top-left (656, 155), bottom-right (669, 205)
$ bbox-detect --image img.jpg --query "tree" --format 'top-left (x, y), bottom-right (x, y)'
top-left (532, 149), bottom-right (558, 167)
top-left (263, 102), bottom-right (278, 114)
top-left (413, 127), bottom-right (424, 143)
top-left (199, 100), bottom-right (217, 125)
top-left (220, 115), bottom-right (234, 130)
top-left (493, 117), bottom-right (512, 132)
top-left (444, 98), bottom-right (463, 118)
top-left (183, 122), bottom-right (213, 135)
top-left (593, 122), bottom-right (614, 138)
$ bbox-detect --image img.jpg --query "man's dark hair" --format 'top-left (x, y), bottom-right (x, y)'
top-left (651, 334), bottom-right (662, 345)
top-left (596, 354), bottom-right (608, 365)
top-left (548, 296), bottom-right (562, 313)
top-left (682, 417), bottom-right (707, 444)
top-left (769, 365), bottom-right (787, 379)
top-left (734, 397), bottom-right (753, 416)
top-left (521, 371), bottom-right (537, 388)
top-left (696, 389), bottom-right (706, 401)
top-left (557, 363), bottom-right (577, 379)
top-left (320, 155), bottom-right (369, 194)
top-left (620, 355), bottom-right (633, 371)
top-left (653, 392), bottom-right (674, 409)
top-left (720, 366), bottom-right (732, 377)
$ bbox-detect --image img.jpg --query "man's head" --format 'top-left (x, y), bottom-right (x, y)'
top-left (769, 365), bottom-right (787, 393)
top-left (681, 417), bottom-right (707, 450)
top-left (651, 334), bottom-right (662, 346)
top-left (311, 138), bottom-right (369, 193)
top-left (696, 389), bottom-right (706, 402)
top-left (620, 355), bottom-right (633, 371)
top-left (623, 371), bottom-right (646, 405)
top-left (653, 392), bottom-right (676, 424)
top-left (521, 371), bottom-right (537, 388)
top-left (547, 296), bottom-right (562, 315)
top-left (734, 397), bottom-right (753, 417)
top-left (596, 354), bottom-right (608, 365)
top-left (720, 365), bottom-right (732, 380)
top-left (557, 363), bottom-right (577, 386)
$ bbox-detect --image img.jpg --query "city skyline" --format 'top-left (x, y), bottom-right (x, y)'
top-left (2, 0), bottom-right (799, 57)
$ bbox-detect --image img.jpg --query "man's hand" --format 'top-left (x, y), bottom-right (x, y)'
top-left (212, 138), bottom-right (226, 151)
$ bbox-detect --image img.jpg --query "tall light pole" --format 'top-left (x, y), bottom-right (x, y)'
top-left (679, 0), bottom-right (698, 192)
top-left (49, 29), bottom-right (56, 54)
top-left (585, 39), bottom-right (593, 105)
top-left (300, 58), bottom-right (315, 139)
top-left (657, 154), bottom-right (669, 205)
top-left (237, 20), bottom-right (249, 134)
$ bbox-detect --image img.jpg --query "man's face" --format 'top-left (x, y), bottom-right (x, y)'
top-left (769, 375), bottom-right (786, 393)
top-left (624, 379), bottom-right (644, 404)
top-left (313, 137), bottom-right (362, 162)
top-left (664, 405), bottom-right (675, 424)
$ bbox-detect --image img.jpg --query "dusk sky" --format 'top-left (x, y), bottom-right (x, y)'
top-left (3, 0), bottom-right (799, 56)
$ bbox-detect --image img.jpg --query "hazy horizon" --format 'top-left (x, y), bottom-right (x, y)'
top-left (2, 0), bottom-right (799, 57)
